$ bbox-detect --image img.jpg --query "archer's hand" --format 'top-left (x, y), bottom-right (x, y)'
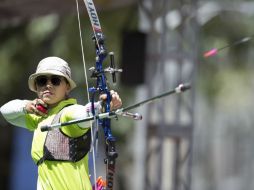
top-left (24, 98), bottom-right (48, 116)
top-left (100, 90), bottom-right (122, 111)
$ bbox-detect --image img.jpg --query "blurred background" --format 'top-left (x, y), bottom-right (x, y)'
top-left (1, 0), bottom-right (254, 189)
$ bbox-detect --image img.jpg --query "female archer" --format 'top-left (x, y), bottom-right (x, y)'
top-left (0, 56), bottom-right (122, 190)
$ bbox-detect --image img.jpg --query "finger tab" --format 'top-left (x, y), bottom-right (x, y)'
top-left (36, 104), bottom-right (48, 113)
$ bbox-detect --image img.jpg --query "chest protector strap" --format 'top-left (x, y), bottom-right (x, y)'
top-left (37, 107), bottom-right (91, 165)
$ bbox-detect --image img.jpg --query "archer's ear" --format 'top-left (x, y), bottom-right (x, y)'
top-left (66, 83), bottom-right (71, 94)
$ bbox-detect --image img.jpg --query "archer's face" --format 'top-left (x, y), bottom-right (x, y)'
top-left (35, 75), bottom-right (71, 107)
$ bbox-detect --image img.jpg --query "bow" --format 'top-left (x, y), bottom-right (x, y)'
top-left (78, 0), bottom-right (121, 189)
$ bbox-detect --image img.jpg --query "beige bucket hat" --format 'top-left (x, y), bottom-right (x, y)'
top-left (28, 57), bottom-right (76, 92)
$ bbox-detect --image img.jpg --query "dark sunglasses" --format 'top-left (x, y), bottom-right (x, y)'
top-left (35, 75), bottom-right (63, 87)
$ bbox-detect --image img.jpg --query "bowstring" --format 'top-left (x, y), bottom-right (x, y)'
top-left (75, 0), bottom-right (98, 189)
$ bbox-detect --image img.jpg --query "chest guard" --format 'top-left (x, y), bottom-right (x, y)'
top-left (37, 108), bottom-right (91, 165)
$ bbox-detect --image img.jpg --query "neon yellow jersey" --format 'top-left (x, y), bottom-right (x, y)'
top-left (25, 98), bottom-right (92, 190)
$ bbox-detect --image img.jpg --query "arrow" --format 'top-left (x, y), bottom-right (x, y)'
top-left (40, 83), bottom-right (191, 132)
top-left (203, 36), bottom-right (252, 58)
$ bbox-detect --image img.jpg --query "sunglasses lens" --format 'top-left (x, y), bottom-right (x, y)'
top-left (36, 76), bottom-right (48, 87)
top-left (35, 76), bottom-right (62, 87)
top-left (51, 76), bottom-right (62, 86)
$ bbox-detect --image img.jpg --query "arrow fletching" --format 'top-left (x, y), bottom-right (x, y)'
top-left (203, 48), bottom-right (218, 58)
